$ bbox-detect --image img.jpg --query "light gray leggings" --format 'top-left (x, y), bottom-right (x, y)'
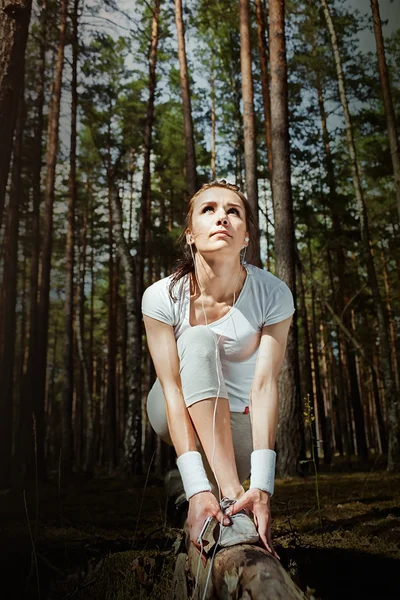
top-left (147, 325), bottom-right (253, 490)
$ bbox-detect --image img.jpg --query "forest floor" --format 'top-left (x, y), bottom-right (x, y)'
top-left (1, 457), bottom-right (400, 600)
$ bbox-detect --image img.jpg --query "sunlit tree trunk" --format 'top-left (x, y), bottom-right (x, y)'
top-left (370, 0), bottom-right (400, 223)
top-left (320, 0), bottom-right (399, 471)
top-left (61, 0), bottom-right (79, 473)
top-left (268, 0), bottom-right (303, 476)
top-left (239, 0), bottom-right (260, 248)
top-left (0, 0), bottom-right (32, 229)
top-left (174, 0), bottom-right (197, 196)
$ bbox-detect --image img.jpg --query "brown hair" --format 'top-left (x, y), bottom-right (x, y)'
top-left (168, 180), bottom-right (259, 299)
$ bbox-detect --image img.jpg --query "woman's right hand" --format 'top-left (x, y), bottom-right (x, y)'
top-left (188, 491), bottom-right (231, 561)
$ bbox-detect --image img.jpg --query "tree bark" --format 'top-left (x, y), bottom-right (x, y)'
top-left (255, 0), bottom-right (273, 179)
top-left (0, 84), bottom-right (25, 488)
top-left (306, 227), bottom-right (331, 463)
top-left (110, 186), bottom-right (142, 475)
top-left (180, 540), bottom-right (304, 599)
top-left (61, 0), bottom-right (79, 474)
top-left (320, 0), bottom-right (399, 471)
top-left (174, 0), bottom-right (197, 197)
top-left (0, 0), bottom-right (32, 229)
top-left (33, 0), bottom-right (68, 479)
top-left (16, 0), bottom-right (47, 483)
top-left (239, 0), bottom-right (260, 246)
top-left (211, 51), bottom-right (216, 179)
top-left (314, 53), bottom-right (367, 461)
top-left (268, 0), bottom-right (303, 476)
top-left (370, 0), bottom-right (400, 223)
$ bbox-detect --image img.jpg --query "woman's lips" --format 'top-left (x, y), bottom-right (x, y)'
top-left (211, 230), bottom-right (231, 237)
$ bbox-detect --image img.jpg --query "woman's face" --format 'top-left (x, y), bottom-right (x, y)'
top-left (188, 187), bottom-right (248, 257)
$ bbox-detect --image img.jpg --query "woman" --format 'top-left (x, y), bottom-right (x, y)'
top-left (142, 180), bottom-right (294, 559)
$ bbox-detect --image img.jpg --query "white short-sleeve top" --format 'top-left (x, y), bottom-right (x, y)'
top-left (141, 263), bottom-right (295, 412)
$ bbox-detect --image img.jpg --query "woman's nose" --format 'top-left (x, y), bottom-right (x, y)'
top-left (216, 212), bottom-right (228, 225)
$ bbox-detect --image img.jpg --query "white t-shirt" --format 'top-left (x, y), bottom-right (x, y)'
top-left (141, 263), bottom-right (295, 412)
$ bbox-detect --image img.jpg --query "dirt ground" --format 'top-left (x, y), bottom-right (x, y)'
top-left (1, 459), bottom-right (400, 599)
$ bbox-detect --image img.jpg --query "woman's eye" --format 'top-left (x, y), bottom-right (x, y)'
top-left (228, 208), bottom-right (239, 215)
top-left (202, 206), bottom-right (214, 213)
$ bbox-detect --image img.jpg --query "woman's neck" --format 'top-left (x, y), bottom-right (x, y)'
top-left (191, 254), bottom-right (246, 303)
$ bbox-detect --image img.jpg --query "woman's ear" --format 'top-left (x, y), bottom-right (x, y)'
top-left (186, 231), bottom-right (193, 245)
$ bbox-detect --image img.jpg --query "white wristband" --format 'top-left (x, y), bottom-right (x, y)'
top-left (176, 451), bottom-right (212, 500)
top-left (250, 449), bottom-right (276, 496)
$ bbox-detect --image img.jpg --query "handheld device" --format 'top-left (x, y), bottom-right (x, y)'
top-left (197, 516), bottom-right (219, 555)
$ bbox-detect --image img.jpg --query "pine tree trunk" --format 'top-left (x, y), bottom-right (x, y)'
top-left (211, 51), bottom-right (216, 179)
top-left (174, 0), bottom-right (197, 196)
top-left (380, 243), bottom-right (400, 392)
top-left (106, 181), bottom-right (117, 472)
top-left (297, 260), bottom-right (318, 464)
top-left (307, 228), bottom-right (331, 463)
top-left (110, 185), bottom-right (142, 475)
top-left (32, 0), bottom-right (68, 479)
top-left (61, 0), bottom-right (79, 474)
top-left (0, 84), bottom-right (25, 488)
top-left (320, 0), bottom-right (399, 471)
top-left (268, 0), bottom-right (302, 476)
top-left (255, 0), bottom-right (273, 179)
top-left (314, 58), bottom-right (366, 461)
top-left (128, 148), bottom-right (135, 245)
top-left (137, 0), bottom-right (160, 309)
top-left (370, 0), bottom-right (400, 222)
top-left (0, 0), bottom-right (32, 229)
top-left (16, 0), bottom-right (46, 483)
top-left (231, 70), bottom-right (244, 189)
top-left (239, 0), bottom-right (260, 247)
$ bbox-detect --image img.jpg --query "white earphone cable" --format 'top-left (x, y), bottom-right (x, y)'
top-left (188, 238), bottom-right (248, 600)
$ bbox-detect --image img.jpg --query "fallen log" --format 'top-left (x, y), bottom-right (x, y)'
top-left (171, 525), bottom-right (304, 599)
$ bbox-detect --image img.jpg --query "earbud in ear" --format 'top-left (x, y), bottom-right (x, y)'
top-left (187, 234), bottom-right (192, 245)
top-left (244, 237), bottom-right (249, 243)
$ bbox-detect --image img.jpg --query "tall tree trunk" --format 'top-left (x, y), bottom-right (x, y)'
top-left (111, 186), bottom-right (142, 475)
top-left (370, 0), bottom-right (400, 222)
top-left (255, 0), bottom-right (273, 180)
top-left (211, 51), bottom-right (216, 179)
top-left (0, 0), bottom-right (32, 229)
top-left (239, 0), bottom-right (260, 250)
top-left (314, 55), bottom-right (366, 461)
top-left (61, 0), bottom-right (79, 474)
top-left (134, 0), bottom-right (161, 473)
top-left (296, 260), bottom-right (318, 464)
top-left (138, 0), bottom-right (160, 307)
top-left (174, 0), bottom-right (197, 196)
top-left (306, 227), bottom-right (331, 464)
top-left (268, 0), bottom-right (302, 476)
top-left (0, 85), bottom-right (25, 488)
top-left (128, 148), bottom-right (134, 245)
top-left (16, 0), bottom-right (47, 483)
top-left (380, 243), bottom-right (400, 392)
top-left (33, 0), bottom-right (68, 479)
top-left (106, 181), bottom-right (117, 472)
top-left (320, 0), bottom-right (399, 471)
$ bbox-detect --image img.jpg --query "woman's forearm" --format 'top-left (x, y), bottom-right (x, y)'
top-left (249, 379), bottom-right (279, 450)
top-left (161, 382), bottom-right (197, 456)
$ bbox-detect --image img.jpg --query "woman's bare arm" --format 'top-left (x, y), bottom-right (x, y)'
top-left (250, 316), bottom-right (293, 450)
top-left (143, 315), bottom-right (197, 456)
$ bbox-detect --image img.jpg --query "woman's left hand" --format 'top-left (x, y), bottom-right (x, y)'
top-left (225, 488), bottom-right (280, 559)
